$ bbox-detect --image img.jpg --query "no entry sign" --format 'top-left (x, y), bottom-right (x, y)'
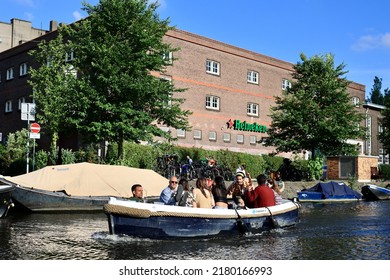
top-left (30, 123), bottom-right (41, 133)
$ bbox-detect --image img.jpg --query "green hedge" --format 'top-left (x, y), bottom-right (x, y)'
top-left (379, 164), bottom-right (390, 180)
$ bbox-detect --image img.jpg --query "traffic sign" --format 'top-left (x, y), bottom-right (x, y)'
top-left (30, 123), bottom-right (41, 133)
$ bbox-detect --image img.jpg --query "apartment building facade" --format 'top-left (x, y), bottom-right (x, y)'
top-left (0, 20), bottom-right (376, 158)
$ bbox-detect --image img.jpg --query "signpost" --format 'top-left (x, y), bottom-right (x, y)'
top-left (21, 103), bottom-right (37, 173)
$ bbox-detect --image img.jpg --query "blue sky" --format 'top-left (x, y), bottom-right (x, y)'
top-left (1, 0), bottom-right (390, 98)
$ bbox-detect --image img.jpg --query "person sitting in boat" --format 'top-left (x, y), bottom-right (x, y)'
top-left (192, 177), bottom-right (215, 208)
top-left (129, 184), bottom-right (144, 202)
top-left (245, 174), bottom-right (275, 208)
top-left (212, 175), bottom-right (228, 209)
top-left (267, 178), bottom-right (283, 205)
top-left (159, 176), bottom-right (182, 205)
top-left (177, 178), bottom-right (195, 207)
top-left (227, 171), bottom-right (252, 209)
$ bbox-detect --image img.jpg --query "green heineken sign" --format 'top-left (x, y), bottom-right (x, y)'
top-left (227, 119), bottom-right (267, 133)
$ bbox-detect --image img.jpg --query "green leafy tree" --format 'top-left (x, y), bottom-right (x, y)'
top-left (266, 53), bottom-right (366, 159)
top-left (29, 0), bottom-right (191, 159)
top-left (379, 96), bottom-right (390, 154)
top-left (368, 76), bottom-right (384, 105)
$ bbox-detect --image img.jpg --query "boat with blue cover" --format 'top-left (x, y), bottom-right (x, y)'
top-left (104, 197), bottom-right (301, 239)
top-left (297, 181), bottom-right (362, 202)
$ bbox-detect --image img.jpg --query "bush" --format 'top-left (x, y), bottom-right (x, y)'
top-left (379, 164), bottom-right (390, 180)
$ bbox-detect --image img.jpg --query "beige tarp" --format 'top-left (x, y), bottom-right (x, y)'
top-left (2, 162), bottom-right (168, 197)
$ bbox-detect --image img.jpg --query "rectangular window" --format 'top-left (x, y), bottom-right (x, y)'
top-left (6, 68), bottom-right (14, 80)
top-left (352, 96), bottom-right (360, 107)
top-left (5, 100), bottom-right (12, 112)
top-left (208, 131), bottom-right (217, 141)
top-left (18, 97), bottom-right (26, 110)
top-left (249, 135), bottom-right (257, 145)
top-left (247, 70), bottom-right (259, 84)
top-left (163, 51), bottom-right (173, 65)
top-left (247, 103), bottom-right (259, 117)
top-left (193, 129), bottom-right (202, 140)
top-left (223, 133), bottom-right (231, 142)
top-left (65, 51), bottom-right (75, 62)
top-left (237, 134), bottom-right (244, 144)
top-left (19, 63), bottom-right (28, 76)
top-left (206, 96), bottom-right (220, 110)
top-left (282, 79), bottom-right (291, 90)
top-left (206, 60), bottom-right (220, 75)
top-left (176, 129), bottom-right (186, 138)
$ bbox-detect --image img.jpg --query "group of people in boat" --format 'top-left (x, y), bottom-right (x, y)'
top-left (130, 163), bottom-right (285, 209)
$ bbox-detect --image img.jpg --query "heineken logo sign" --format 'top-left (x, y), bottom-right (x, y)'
top-left (227, 119), bottom-right (267, 133)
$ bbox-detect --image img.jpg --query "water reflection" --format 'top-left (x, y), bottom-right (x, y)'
top-left (1, 201), bottom-right (390, 260)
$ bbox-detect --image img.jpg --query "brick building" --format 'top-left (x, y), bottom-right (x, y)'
top-left (0, 19), bottom-right (376, 159)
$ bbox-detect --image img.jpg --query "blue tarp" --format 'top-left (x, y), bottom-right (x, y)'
top-left (305, 181), bottom-right (362, 199)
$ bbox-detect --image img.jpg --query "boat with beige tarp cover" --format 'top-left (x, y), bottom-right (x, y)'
top-left (0, 162), bottom-right (168, 212)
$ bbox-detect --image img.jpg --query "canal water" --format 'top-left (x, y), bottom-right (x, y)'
top-left (1, 200), bottom-right (390, 260)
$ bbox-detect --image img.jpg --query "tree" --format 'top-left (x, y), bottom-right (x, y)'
top-left (266, 53), bottom-right (366, 159)
top-left (368, 76), bottom-right (384, 105)
top-left (379, 93), bottom-right (390, 154)
top-left (29, 0), bottom-right (191, 159)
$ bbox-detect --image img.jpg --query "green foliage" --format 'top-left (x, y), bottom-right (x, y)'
top-left (307, 157), bottom-right (324, 180)
top-left (262, 154), bottom-right (284, 173)
top-left (267, 53), bottom-right (366, 159)
top-left (379, 164), bottom-right (390, 180)
top-left (34, 150), bottom-right (48, 170)
top-left (61, 149), bottom-right (76, 164)
top-left (369, 76), bottom-right (385, 105)
top-left (0, 144), bottom-right (11, 174)
top-left (29, 0), bottom-right (191, 160)
top-left (379, 95), bottom-right (390, 154)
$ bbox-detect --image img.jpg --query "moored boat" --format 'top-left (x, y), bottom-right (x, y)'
top-left (0, 162), bottom-right (168, 212)
top-left (297, 181), bottom-right (362, 202)
top-left (0, 184), bottom-right (14, 218)
top-left (104, 197), bottom-right (301, 239)
top-left (361, 184), bottom-right (390, 201)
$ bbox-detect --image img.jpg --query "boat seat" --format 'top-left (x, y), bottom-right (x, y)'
top-left (371, 167), bottom-right (384, 181)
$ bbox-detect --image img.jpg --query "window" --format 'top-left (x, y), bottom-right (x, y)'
top-left (352, 96), bottom-right (360, 107)
top-left (19, 63), bottom-right (28, 76)
top-left (18, 97), bottom-right (26, 110)
top-left (5, 100), bottom-right (12, 113)
top-left (176, 129), bottom-right (186, 138)
top-left (208, 131), bottom-right (217, 141)
top-left (65, 51), bottom-right (75, 62)
top-left (163, 51), bottom-right (173, 65)
top-left (206, 60), bottom-right (220, 75)
top-left (206, 95), bottom-right (220, 110)
top-left (247, 103), bottom-right (259, 117)
top-left (193, 129), bottom-right (202, 140)
top-left (247, 70), bottom-right (259, 84)
top-left (249, 135), bottom-right (257, 145)
top-left (282, 79), bottom-right (291, 90)
top-left (237, 134), bottom-right (244, 144)
top-left (161, 76), bottom-right (172, 107)
top-left (6, 68), bottom-right (14, 80)
top-left (223, 133), bottom-right (231, 142)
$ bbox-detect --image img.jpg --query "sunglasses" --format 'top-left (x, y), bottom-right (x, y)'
top-left (170, 181), bottom-right (178, 184)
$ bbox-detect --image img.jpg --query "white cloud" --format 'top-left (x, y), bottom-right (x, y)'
top-left (72, 11), bottom-right (83, 21)
top-left (352, 32), bottom-right (390, 51)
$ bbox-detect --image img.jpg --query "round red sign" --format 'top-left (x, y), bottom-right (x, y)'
top-left (30, 123), bottom-right (40, 133)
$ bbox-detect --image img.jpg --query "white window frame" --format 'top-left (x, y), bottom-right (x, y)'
top-left (247, 103), bottom-right (259, 117)
top-left (65, 51), bottom-right (75, 62)
top-left (19, 62), bottom-right (28, 76)
top-left (5, 100), bottom-right (12, 113)
top-left (208, 131), bottom-right (217, 141)
top-left (352, 96), bottom-right (360, 107)
top-left (206, 60), bottom-right (220, 75)
top-left (18, 97), bottom-right (26, 110)
top-left (6, 68), bottom-right (14, 80)
top-left (282, 79), bottom-right (291, 90)
top-left (193, 129), bottom-right (202, 140)
top-left (237, 134), bottom-right (244, 144)
top-left (247, 70), bottom-right (259, 84)
top-left (160, 76), bottom-right (172, 107)
top-left (249, 135), bottom-right (257, 145)
top-left (206, 95), bottom-right (220, 111)
top-left (176, 129), bottom-right (186, 138)
top-left (163, 51), bottom-right (173, 65)
top-left (223, 133), bottom-right (231, 142)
